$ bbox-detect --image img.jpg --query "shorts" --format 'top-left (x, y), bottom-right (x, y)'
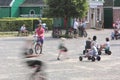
top-left (37, 37), bottom-right (44, 44)
top-left (59, 46), bottom-right (68, 52)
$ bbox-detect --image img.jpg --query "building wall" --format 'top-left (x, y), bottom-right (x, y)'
top-left (87, 5), bottom-right (103, 28)
top-left (0, 7), bottom-right (11, 18)
top-left (19, 7), bottom-right (42, 17)
top-left (11, 0), bottom-right (25, 17)
top-left (113, 8), bottom-right (120, 22)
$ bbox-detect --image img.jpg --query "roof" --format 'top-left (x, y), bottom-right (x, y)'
top-left (20, 0), bottom-right (46, 7)
top-left (0, 0), bottom-right (12, 7)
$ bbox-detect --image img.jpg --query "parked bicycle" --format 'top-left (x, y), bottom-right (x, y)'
top-left (67, 27), bottom-right (74, 38)
top-left (52, 27), bottom-right (62, 38)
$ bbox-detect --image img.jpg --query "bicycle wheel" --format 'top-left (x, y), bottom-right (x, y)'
top-left (35, 43), bottom-right (42, 54)
top-left (83, 31), bottom-right (87, 37)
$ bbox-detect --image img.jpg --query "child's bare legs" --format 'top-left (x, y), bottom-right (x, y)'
top-left (57, 50), bottom-right (68, 60)
top-left (100, 44), bottom-right (106, 51)
top-left (57, 51), bottom-right (62, 60)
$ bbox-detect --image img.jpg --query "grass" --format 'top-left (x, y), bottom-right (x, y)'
top-left (0, 31), bottom-right (18, 37)
top-left (0, 31), bottom-right (34, 37)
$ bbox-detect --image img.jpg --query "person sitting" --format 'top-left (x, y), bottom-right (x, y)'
top-left (86, 42), bottom-right (98, 57)
top-left (99, 37), bottom-right (110, 52)
top-left (18, 24), bottom-right (28, 36)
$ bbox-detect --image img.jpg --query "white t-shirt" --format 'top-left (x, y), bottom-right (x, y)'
top-left (105, 42), bottom-right (110, 49)
top-left (73, 21), bottom-right (79, 29)
top-left (20, 26), bottom-right (26, 31)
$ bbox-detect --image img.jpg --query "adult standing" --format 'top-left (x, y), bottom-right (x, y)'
top-left (35, 24), bottom-right (45, 54)
top-left (42, 23), bottom-right (48, 32)
top-left (73, 19), bottom-right (79, 38)
top-left (81, 20), bottom-right (87, 37)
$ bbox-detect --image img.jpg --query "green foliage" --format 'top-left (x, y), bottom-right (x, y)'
top-left (72, 0), bottom-right (89, 18)
top-left (45, 0), bottom-right (88, 18)
top-left (0, 19), bottom-right (33, 31)
top-left (41, 18), bottom-right (53, 30)
top-left (0, 18), bottom-right (53, 31)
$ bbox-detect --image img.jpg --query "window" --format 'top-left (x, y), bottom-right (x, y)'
top-left (85, 11), bottom-right (89, 23)
top-left (29, 10), bottom-right (35, 15)
top-left (97, 8), bottom-right (101, 21)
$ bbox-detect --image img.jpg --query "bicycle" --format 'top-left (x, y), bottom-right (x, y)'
top-left (67, 27), bottom-right (74, 38)
top-left (29, 35), bottom-right (42, 54)
top-left (52, 27), bottom-right (62, 38)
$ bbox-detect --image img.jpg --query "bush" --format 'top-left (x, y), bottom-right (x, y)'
top-left (41, 18), bottom-right (53, 30)
top-left (0, 18), bottom-right (53, 31)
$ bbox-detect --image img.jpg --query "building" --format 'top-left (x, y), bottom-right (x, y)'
top-left (104, 0), bottom-right (120, 28)
top-left (20, 0), bottom-right (46, 18)
top-left (0, 0), bottom-right (46, 18)
top-left (86, 0), bottom-right (104, 28)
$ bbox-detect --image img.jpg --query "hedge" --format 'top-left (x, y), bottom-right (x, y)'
top-left (0, 18), bottom-right (53, 31)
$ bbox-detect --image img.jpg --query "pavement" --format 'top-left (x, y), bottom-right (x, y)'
top-left (0, 29), bottom-right (120, 80)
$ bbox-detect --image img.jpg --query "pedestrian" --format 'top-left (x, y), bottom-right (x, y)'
top-left (42, 23), bottom-right (48, 32)
top-left (57, 38), bottom-right (68, 60)
top-left (81, 20), bottom-right (87, 37)
top-left (73, 19), bottom-right (79, 38)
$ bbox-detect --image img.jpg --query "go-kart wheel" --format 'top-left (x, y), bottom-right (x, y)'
top-left (98, 50), bottom-right (101, 55)
top-left (91, 56), bottom-right (95, 62)
top-left (88, 56), bottom-right (91, 60)
top-left (96, 56), bottom-right (101, 61)
top-left (107, 51), bottom-right (112, 55)
top-left (83, 50), bottom-right (85, 55)
top-left (29, 49), bottom-right (33, 54)
top-left (79, 56), bottom-right (83, 61)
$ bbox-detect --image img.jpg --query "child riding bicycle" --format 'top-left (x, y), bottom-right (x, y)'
top-left (35, 24), bottom-right (45, 54)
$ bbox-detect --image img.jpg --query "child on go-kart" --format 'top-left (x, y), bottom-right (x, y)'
top-left (99, 37), bottom-right (111, 55)
top-left (85, 42), bottom-right (98, 57)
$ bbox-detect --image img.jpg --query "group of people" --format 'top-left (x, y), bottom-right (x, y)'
top-left (73, 19), bottom-right (87, 38)
top-left (85, 36), bottom-right (110, 57)
top-left (57, 35), bottom-right (111, 60)
top-left (21, 20), bottom-right (111, 78)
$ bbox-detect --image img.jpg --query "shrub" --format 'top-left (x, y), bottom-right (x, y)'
top-left (0, 18), bottom-right (53, 31)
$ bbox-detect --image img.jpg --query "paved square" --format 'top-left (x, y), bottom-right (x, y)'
top-left (0, 29), bottom-right (120, 80)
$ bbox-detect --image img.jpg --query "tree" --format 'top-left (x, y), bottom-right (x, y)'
top-left (44, 0), bottom-right (88, 36)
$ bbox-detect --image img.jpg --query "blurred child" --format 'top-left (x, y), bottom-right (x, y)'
top-left (99, 37), bottom-right (110, 51)
top-left (57, 38), bottom-right (68, 60)
top-left (85, 40), bottom-right (98, 57)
